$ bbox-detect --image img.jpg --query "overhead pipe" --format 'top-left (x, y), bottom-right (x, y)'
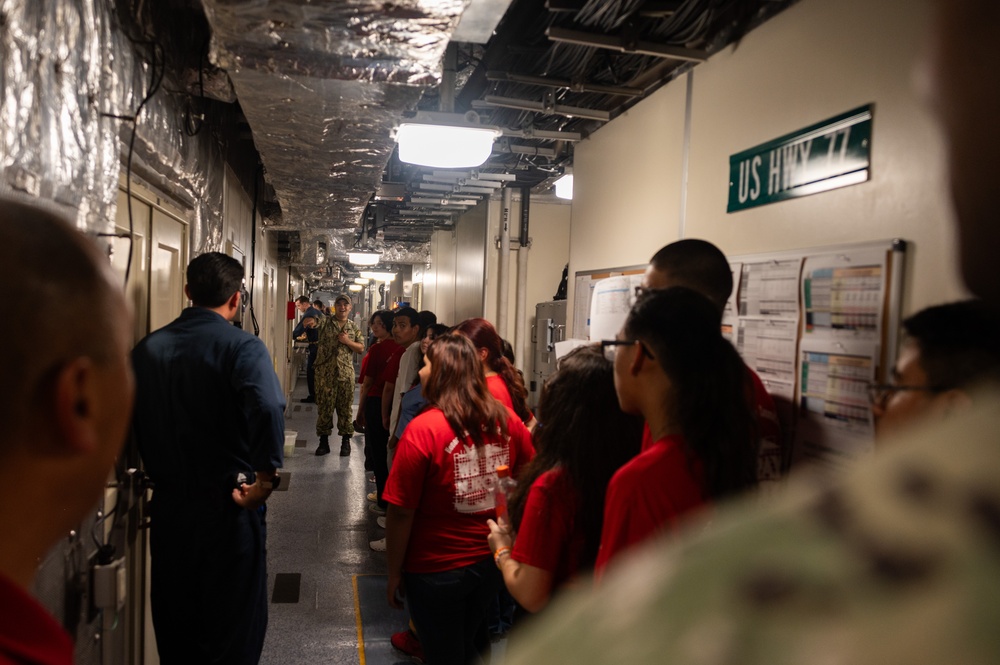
top-left (497, 187), bottom-right (512, 339)
top-left (515, 186), bottom-right (531, 373)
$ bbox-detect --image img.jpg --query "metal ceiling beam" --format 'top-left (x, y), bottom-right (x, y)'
top-left (430, 170), bottom-right (516, 181)
top-left (545, 26), bottom-right (708, 62)
top-left (409, 197), bottom-right (479, 206)
top-left (500, 127), bottom-right (583, 142)
top-left (422, 175), bottom-right (505, 187)
top-left (495, 143), bottom-right (558, 157)
top-left (487, 70), bottom-right (643, 97)
top-left (478, 95), bottom-right (611, 122)
top-left (418, 183), bottom-right (496, 194)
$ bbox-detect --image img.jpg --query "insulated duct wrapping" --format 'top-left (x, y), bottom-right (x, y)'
top-left (0, 0), bottom-right (228, 254)
top-left (198, 0), bottom-right (468, 231)
top-left (0, 0), bottom-right (122, 231)
top-left (295, 229), bottom-right (432, 268)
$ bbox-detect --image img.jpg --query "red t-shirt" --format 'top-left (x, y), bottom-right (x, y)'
top-left (486, 374), bottom-right (514, 410)
top-left (0, 573), bottom-right (73, 665)
top-left (639, 365), bottom-right (782, 482)
top-left (595, 434), bottom-right (706, 580)
top-left (384, 406), bottom-right (536, 574)
top-left (511, 467), bottom-right (584, 591)
top-left (364, 339), bottom-right (402, 397)
top-left (358, 352), bottom-right (369, 385)
top-left (381, 343), bottom-right (407, 393)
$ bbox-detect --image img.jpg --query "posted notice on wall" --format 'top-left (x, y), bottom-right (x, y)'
top-left (730, 259), bottom-right (802, 404)
top-left (792, 247), bottom-right (888, 469)
top-left (588, 275), bottom-right (641, 342)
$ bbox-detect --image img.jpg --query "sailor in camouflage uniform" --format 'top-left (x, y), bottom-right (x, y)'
top-left (314, 294), bottom-right (364, 456)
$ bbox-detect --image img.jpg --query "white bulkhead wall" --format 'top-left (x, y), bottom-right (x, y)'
top-left (570, 0), bottom-right (963, 336)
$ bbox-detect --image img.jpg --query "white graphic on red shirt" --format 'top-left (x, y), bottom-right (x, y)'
top-left (452, 439), bottom-right (510, 514)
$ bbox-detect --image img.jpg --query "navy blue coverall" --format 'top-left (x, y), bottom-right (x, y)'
top-left (132, 307), bottom-right (285, 665)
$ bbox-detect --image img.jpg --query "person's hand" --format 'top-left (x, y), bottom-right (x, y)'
top-left (487, 518), bottom-right (513, 554)
top-left (356, 410), bottom-right (366, 428)
top-left (337, 331), bottom-right (349, 344)
top-left (232, 479), bottom-right (271, 511)
top-left (296, 334), bottom-right (307, 341)
top-left (387, 574), bottom-right (406, 609)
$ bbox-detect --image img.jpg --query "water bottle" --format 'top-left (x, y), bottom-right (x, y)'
top-left (493, 464), bottom-right (517, 526)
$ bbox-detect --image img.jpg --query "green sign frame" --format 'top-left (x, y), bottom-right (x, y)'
top-left (727, 105), bottom-right (872, 213)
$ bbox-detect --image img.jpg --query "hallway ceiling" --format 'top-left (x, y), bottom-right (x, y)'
top-left (181, 0), bottom-right (798, 285)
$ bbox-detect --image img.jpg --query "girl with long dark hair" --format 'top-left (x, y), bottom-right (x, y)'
top-left (486, 344), bottom-right (643, 612)
top-left (383, 332), bottom-right (534, 665)
top-left (595, 286), bottom-right (757, 578)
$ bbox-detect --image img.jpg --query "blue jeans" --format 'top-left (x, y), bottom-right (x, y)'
top-left (405, 557), bottom-right (501, 665)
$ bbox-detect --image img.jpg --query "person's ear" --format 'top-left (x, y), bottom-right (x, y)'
top-left (229, 290), bottom-right (241, 310)
top-left (479, 347), bottom-right (489, 363)
top-left (52, 358), bottom-right (100, 455)
top-left (183, 283), bottom-right (192, 301)
top-left (628, 343), bottom-right (646, 377)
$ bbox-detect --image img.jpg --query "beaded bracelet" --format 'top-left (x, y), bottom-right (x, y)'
top-left (493, 546), bottom-right (511, 568)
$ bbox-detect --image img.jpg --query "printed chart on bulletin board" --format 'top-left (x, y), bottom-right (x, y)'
top-left (728, 241), bottom-right (906, 472)
top-left (574, 239), bottom-right (906, 473)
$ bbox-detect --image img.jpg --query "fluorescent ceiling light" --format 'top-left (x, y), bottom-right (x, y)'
top-left (348, 250), bottom-right (381, 266)
top-left (360, 271), bottom-right (396, 282)
top-left (348, 284), bottom-right (364, 292)
top-left (353, 277), bottom-right (371, 285)
top-left (554, 174), bottom-right (574, 200)
top-left (396, 115), bottom-right (501, 168)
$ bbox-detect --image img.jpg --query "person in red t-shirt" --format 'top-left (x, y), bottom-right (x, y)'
top-left (454, 318), bottom-right (536, 430)
top-left (486, 344), bottom-right (643, 613)
top-left (384, 333), bottom-right (534, 665)
top-left (639, 239), bottom-right (784, 485)
top-left (357, 310), bottom-right (401, 494)
top-left (595, 287), bottom-right (758, 579)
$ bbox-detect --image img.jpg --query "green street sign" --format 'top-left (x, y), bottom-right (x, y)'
top-left (728, 105), bottom-right (872, 213)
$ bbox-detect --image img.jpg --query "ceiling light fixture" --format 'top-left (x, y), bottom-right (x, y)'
top-left (348, 284), bottom-right (364, 292)
top-left (554, 173), bottom-right (574, 200)
top-left (360, 270), bottom-right (396, 282)
top-left (396, 111), bottom-right (501, 169)
top-left (353, 277), bottom-right (371, 285)
top-left (348, 250), bottom-right (381, 266)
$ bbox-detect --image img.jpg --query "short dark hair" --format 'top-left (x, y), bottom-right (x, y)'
top-left (417, 310), bottom-right (437, 336)
top-left (296, 295), bottom-right (310, 304)
top-left (186, 252), bottom-right (244, 307)
top-left (903, 300), bottom-right (1000, 390)
top-left (394, 306), bottom-right (420, 328)
top-left (649, 239), bottom-right (733, 312)
top-left (313, 299), bottom-right (325, 308)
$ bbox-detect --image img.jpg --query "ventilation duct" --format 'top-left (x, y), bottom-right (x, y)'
top-left (198, 0), bottom-right (468, 231)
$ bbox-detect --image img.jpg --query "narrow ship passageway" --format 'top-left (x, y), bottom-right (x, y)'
top-left (262, 369), bottom-right (409, 665)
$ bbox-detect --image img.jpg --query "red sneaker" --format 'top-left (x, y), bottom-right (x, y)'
top-left (390, 629), bottom-right (424, 663)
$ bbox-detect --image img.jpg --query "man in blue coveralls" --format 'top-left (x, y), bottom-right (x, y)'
top-left (292, 295), bottom-right (323, 402)
top-left (132, 252), bottom-right (285, 665)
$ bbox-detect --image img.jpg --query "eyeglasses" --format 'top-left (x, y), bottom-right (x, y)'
top-left (867, 383), bottom-right (946, 406)
top-left (601, 339), bottom-right (654, 362)
top-left (629, 285), bottom-right (652, 307)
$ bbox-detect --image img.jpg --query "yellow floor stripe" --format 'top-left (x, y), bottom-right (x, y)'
top-left (353, 574), bottom-right (366, 665)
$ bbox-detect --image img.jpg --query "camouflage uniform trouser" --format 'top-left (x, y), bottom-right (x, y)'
top-left (316, 373), bottom-right (355, 437)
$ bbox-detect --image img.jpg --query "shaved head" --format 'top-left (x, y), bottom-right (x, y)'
top-left (0, 198), bottom-right (130, 448)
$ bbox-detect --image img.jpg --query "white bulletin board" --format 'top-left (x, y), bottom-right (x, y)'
top-left (574, 238), bottom-right (907, 472)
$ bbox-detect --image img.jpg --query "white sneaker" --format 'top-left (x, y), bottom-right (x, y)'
top-left (369, 537), bottom-right (386, 552)
top-left (376, 516), bottom-right (386, 528)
